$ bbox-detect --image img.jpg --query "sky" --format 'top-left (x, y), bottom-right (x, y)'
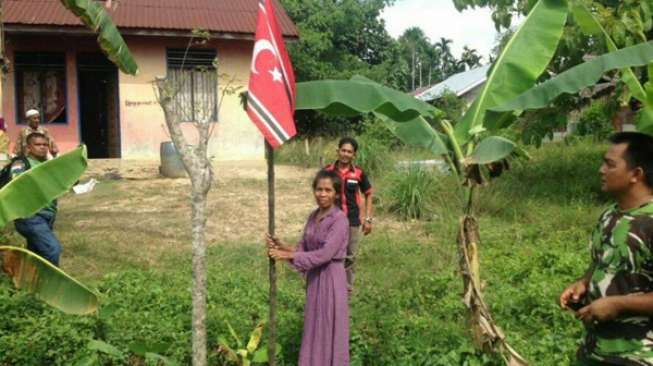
top-left (381, 0), bottom-right (499, 61)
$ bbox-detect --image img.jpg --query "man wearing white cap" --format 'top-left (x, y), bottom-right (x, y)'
top-left (13, 109), bottom-right (59, 157)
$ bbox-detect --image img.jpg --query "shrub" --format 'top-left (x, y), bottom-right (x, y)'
top-left (353, 135), bottom-right (394, 177)
top-left (432, 90), bottom-right (466, 123)
top-left (575, 99), bottom-right (615, 141)
top-left (359, 115), bottom-right (403, 149)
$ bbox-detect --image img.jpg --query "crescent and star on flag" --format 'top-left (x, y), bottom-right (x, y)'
top-left (246, 0), bottom-right (297, 149)
top-left (251, 39), bottom-right (284, 83)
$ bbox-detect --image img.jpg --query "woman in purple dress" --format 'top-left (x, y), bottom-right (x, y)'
top-left (267, 170), bottom-right (350, 366)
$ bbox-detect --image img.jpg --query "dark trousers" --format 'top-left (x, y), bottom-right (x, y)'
top-left (345, 226), bottom-right (361, 292)
top-left (14, 209), bottom-right (61, 266)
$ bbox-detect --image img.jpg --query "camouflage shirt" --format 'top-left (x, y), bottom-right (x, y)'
top-left (578, 201), bottom-right (653, 365)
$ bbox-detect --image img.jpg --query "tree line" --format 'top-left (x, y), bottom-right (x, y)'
top-left (279, 0), bottom-right (484, 136)
top-left (282, 0), bottom-right (653, 141)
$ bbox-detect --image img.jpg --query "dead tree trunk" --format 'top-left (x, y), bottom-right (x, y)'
top-left (155, 77), bottom-right (213, 366)
top-left (458, 214), bottom-right (527, 366)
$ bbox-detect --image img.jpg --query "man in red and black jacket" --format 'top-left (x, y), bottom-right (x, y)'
top-left (324, 137), bottom-right (373, 292)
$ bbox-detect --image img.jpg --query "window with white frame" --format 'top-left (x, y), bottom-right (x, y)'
top-left (166, 48), bottom-right (218, 122)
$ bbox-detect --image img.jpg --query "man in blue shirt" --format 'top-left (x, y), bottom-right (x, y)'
top-left (11, 132), bottom-right (61, 266)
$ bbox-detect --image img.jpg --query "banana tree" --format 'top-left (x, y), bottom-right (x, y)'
top-left (0, 146), bottom-right (99, 315)
top-left (217, 322), bottom-right (275, 366)
top-left (491, 1), bottom-right (653, 135)
top-left (296, 0), bottom-right (653, 362)
top-left (297, 2), bottom-right (568, 363)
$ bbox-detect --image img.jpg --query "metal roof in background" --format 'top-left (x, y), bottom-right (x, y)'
top-left (415, 64), bottom-right (491, 102)
top-left (3, 0), bottom-right (299, 37)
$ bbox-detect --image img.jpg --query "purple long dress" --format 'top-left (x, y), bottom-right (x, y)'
top-left (291, 206), bottom-right (350, 366)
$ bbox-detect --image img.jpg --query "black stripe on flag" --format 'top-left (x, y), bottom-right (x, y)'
top-left (247, 93), bottom-right (289, 144)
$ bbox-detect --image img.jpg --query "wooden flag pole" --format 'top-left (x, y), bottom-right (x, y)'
top-left (266, 140), bottom-right (278, 366)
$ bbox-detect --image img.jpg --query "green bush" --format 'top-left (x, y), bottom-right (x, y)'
top-left (432, 90), bottom-right (466, 123)
top-left (575, 99), bottom-right (615, 141)
top-left (480, 137), bottom-right (607, 220)
top-left (359, 115), bottom-right (403, 149)
top-left (353, 135), bottom-right (394, 177)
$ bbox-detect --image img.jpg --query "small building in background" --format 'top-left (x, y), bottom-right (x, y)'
top-left (2, 0), bottom-right (298, 160)
top-left (412, 65), bottom-right (490, 105)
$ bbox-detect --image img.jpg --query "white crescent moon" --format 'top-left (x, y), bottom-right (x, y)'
top-left (251, 39), bottom-right (277, 74)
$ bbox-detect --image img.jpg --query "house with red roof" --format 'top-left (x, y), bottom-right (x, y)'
top-left (1, 0), bottom-right (298, 159)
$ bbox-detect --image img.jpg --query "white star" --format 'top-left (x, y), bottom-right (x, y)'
top-left (269, 67), bottom-right (283, 83)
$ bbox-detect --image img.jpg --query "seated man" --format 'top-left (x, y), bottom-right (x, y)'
top-left (11, 132), bottom-right (61, 266)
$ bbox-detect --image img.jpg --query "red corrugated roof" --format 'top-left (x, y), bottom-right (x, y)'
top-left (3, 0), bottom-right (299, 37)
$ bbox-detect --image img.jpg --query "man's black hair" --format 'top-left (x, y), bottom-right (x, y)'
top-left (608, 132), bottom-right (653, 188)
top-left (313, 169), bottom-right (342, 196)
top-left (26, 132), bottom-right (47, 145)
top-left (338, 137), bottom-right (359, 152)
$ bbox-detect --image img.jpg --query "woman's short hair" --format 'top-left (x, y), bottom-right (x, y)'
top-left (312, 169), bottom-right (341, 194)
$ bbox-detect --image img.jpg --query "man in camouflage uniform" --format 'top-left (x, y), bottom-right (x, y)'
top-left (13, 109), bottom-right (58, 157)
top-left (560, 132), bottom-right (653, 365)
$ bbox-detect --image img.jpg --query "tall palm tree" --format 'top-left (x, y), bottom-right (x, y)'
top-left (399, 27), bottom-right (430, 90)
top-left (435, 37), bottom-right (453, 56)
top-left (435, 37), bottom-right (456, 78)
top-left (461, 46), bottom-right (483, 70)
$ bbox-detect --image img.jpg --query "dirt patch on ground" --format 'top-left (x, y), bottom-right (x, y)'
top-left (10, 159), bottom-right (415, 278)
top-left (83, 159), bottom-right (314, 182)
top-left (78, 159), bottom-right (317, 243)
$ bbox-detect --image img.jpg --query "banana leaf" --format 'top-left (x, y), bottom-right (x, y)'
top-left (454, 0), bottom-right (568, 143)
top-left (490, 41), bottom-right (653, 112)
top-left (373, 112), bottom-right (449, 156)
top-left (468, 136), bottom-right (529, 165)
top-left (1, 246), bottom-right (99, 315)
top-left (570, 0), bottom-right (647, 102)
top-left (296, 76), bottom-right (442, 122)
top-left (246, 323), bottom-right (264, 354)
top-left (0, 145), bottom-right (88, 228)
top-left (59, 0), bottom-right (138, 75)
top-left (638, 106), bottom-right (653, 135)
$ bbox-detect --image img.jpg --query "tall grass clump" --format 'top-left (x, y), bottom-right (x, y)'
top-left (383, 166), bottom-right (442, 220)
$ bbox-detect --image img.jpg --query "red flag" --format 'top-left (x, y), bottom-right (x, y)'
top-left (247, 0), bottom-right (296, 149)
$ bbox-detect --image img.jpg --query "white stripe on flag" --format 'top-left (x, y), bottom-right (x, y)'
top-left (247, 105), bottom-right (284, 145)
top-left (248, 92), bottom-right (290, 143)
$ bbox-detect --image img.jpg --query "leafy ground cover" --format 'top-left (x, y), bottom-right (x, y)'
top-left (0, 139), bottom-right (608, 365)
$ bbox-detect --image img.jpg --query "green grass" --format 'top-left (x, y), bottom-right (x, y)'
top-left (0, 138), bottom-right (611, 365)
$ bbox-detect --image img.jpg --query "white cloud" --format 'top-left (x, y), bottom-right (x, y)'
top-left (381, 0), bottom-right (499, 61)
